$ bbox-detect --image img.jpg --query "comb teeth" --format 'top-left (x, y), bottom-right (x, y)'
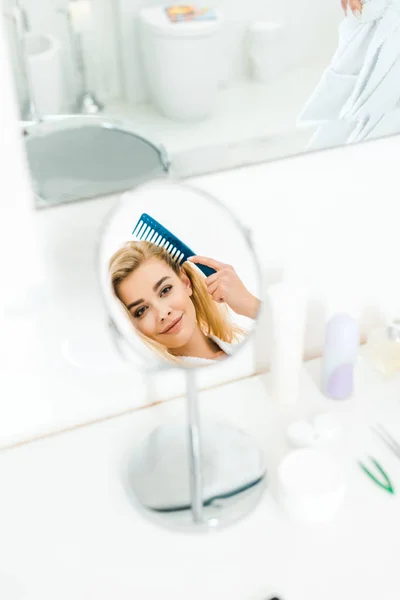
top-left (149, 230), bottom-right (158, 243)
top-left (141, 224), bottom-right (151, 240)
top-left (131, 212), bottom-right (216, 277)
top-left (133, 216), bottom-right (181, 260)
top-left (133, 219), bottom-right (146, 238)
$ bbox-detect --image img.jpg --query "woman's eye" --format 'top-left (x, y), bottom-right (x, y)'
top-left (160, 285), bottom-right (172, 296)
top-left (134, 306), bottom-right (147, 318)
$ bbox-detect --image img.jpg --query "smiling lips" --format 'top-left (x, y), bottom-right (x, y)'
top-left (160, 314), bottom-right (183, 335)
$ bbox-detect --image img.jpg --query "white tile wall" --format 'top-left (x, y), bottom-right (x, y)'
top-left (117, 0), bottom-right (343, 106)
top-left (283, 0), bottom-right (343, 68)
top-left (116, 0), bottom-right (162, 106)
top-left (4, 0), bottom-right (121, 117)
top-left (4, 0), bottom-right (343, 113)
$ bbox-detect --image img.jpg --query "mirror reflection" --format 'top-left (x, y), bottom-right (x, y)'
top-left (4, 0), bottom-right (400, 207)
top-left (99, 180), bottom-right (261, 369)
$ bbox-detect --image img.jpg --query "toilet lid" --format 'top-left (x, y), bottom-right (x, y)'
top-left (139, 5), bottom-right (222, 38)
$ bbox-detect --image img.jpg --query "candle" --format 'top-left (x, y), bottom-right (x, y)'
top-left (68, 0), bottom-right (93, 33)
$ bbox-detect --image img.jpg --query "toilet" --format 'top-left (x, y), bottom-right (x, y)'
top-left (138, 5), bottom-right (223, 122)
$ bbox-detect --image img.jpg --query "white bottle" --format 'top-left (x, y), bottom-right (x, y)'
top-left (365, 319), bottom-right (400, 376)
top-left (267, 277), bottom-right (308, 406)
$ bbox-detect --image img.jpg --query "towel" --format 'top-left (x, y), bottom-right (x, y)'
top-left (298, 0), bottom-right (400, 149)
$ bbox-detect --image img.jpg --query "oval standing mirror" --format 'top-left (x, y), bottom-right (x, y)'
top-left (97, 179), bottom-right (266, 532)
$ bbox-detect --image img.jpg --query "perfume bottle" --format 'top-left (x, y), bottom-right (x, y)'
top-left (365, 319), bottom-right (400, 376)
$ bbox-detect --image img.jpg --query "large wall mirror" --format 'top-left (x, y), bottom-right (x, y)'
top-left (3, 0), bottom-right (400, 206)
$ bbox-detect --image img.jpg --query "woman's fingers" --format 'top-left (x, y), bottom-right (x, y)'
top-left (204, 279), bottom-right (225, 302)
top-left (341, 0), bottom-right (362, 17)
top-left (207, 281), bottom-right (220, 296)
top-left (349, 0), bottom-right (362, 13)
top-left (204, 272), bottom-right (219, 287)
top-left (211, 289), bottom-right (225, 303)
top-left (188, 255), bottom-right (228, 272)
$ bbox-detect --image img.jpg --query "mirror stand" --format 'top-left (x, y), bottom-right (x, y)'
top-left (123, 369), bottom-right (267, 533)
top-left (186, 369), bottom-right (204, 524)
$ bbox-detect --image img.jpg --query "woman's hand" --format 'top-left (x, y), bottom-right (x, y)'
top-left (188, 255), bottom-right (260, 319)
top-left (341, 0), bottom-right (362, 16)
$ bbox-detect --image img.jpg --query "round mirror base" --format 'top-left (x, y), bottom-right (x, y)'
top-left (122, 420), bottom-right (267, 533)
top-left (126, 477), bottom-right (266, 533)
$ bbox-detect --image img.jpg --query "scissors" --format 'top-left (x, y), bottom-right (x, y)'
top-left (359, 456), bottom-right (395, 495)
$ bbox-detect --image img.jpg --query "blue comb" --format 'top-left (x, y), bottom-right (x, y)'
top-left (132, 213), bottom-right (216, 277)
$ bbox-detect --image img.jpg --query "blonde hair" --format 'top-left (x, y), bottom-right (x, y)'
top-left (109, 240), bottom-right (243, 364)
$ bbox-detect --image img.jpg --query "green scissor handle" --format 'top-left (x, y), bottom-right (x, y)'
top-left (359, 456), bottom-right (395, 495)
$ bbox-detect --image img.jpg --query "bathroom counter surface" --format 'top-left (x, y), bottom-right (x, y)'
top-left (1, 357), bottom-right (400, 600)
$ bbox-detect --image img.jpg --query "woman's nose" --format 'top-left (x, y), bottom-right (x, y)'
top-left (159, 308), bottom-right (172, 322)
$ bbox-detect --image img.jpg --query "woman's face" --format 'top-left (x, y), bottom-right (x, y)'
top-left (117, 258), bottom-right (198, 350)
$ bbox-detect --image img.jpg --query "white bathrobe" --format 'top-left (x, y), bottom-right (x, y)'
top-left (180, 334), bottom-right (237, 367)
top-left (298, 0), bottom-right (400, 150)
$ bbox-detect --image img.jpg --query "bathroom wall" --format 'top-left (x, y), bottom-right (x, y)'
top-left (3, 0), bottom-right (121, 117)
top-left (117, 0), bottom-right (342, 106)
top-left (284, 0), bottom-right (342, 69)
top-left (4, 0), bottom-right (342, 114)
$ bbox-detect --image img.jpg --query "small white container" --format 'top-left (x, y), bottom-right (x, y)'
top-left (25, 32), bottom-right (64, 116)
top-left (248, 21), bottom-right (288, 83)
top-left (286, 413), bottom-right (342, 448)
top-left (278, 449), bottom-right (346, 523)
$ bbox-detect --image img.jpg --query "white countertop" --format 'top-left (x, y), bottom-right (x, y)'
top-left (1, 356), bottom-right (400, 600)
